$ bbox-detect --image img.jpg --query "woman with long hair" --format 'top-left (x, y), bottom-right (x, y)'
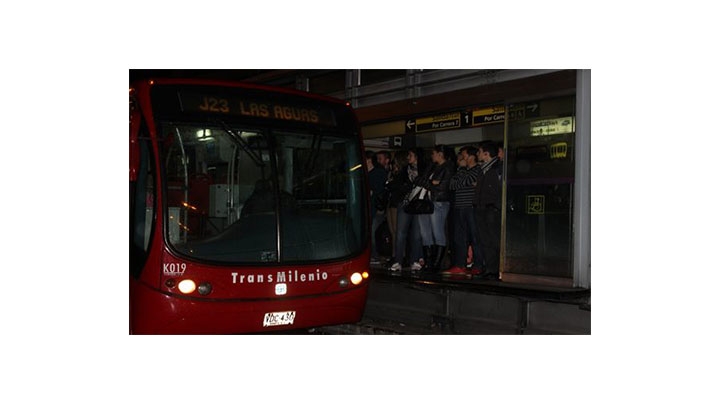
top-left (387, 148), bottom-right (426, 271)
top-left (413, 145), bottom-right (455, 271)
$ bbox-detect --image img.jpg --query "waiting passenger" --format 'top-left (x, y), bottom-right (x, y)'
top-left (388, 148), bottom-right (425, 272)
top-left (444, 145), bottom-right (484, 277)
top-left (384, 153), bottom-right (407, 259)
top-left (414, 145), bottom-right (455, 272)
top-left (496, 141), bottom-right (505, 178)
top-left (474, 141), bottom-right (502, 280)
top-left (367, 151), bottom-right (389, 265)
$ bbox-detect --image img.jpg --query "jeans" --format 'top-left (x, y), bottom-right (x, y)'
top-left (418, 201), bottom-right (450, 246)
top-left (394, 203), bottom-right (422, 265)
top-left (387, 207), bottom-right (398, 257)
top-left (452, 206), bottom-right (484, 269)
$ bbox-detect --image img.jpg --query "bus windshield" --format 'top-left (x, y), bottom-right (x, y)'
top-left (159, 121), bottom-right (367, 264)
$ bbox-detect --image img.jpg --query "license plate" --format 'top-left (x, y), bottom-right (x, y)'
top-left (263, 311), bottom-right (296, 327)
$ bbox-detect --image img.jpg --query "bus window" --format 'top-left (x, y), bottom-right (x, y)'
top-left (160, 124), bottom-right (277, 263)
top-left (130, 133), bottom-right (155, 278)
top-left (158, 123), bottom-right (366, 264)
top-left (275, 131), bottom-right (364, 261)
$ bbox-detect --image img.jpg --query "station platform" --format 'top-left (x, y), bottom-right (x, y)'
top-left (315, 262), bottom-right (591, 335)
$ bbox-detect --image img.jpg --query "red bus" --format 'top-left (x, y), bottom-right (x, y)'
top-left (130, 78), bottom-right (370, 334)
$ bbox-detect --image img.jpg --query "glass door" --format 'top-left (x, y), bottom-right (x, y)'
top-left (502, 96), bottom-right (576, 283)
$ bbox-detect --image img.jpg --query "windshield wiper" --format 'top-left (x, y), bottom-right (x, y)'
top-left (303, 134), bottom-right (323, 177)
top-left (215, 119), bottom-right (266, 168)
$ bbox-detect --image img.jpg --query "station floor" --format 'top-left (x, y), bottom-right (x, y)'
top-left (367, 259), bottom-right (590, 305)
top-left (310, 260), bottom-right (591, 334)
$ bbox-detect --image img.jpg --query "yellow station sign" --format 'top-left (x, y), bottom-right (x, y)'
top-left (414, 112), bottom-right (462, 133)
top-left (471, 105), bottom-right (505, 126)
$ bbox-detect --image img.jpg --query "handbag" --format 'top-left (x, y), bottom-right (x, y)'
top-left (404, 186), bottom-right (434, 214)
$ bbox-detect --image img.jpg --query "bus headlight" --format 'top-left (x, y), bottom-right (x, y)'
top-left (350, 272), bottom-right (363, 285)
top-left (178, 279), bottom-right (197, 294)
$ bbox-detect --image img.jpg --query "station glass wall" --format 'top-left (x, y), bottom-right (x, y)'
top-left (503, 96), bottom-right (576, 280)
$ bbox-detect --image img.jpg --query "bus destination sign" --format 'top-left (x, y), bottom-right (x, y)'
top-left (179, 91), bottom-right (337, 126)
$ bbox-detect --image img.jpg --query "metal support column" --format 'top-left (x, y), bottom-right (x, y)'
top-left (345, 70), bottom-right (361, 108)
top-left (295, 75), bottom-right (309, 92)
top-left (573, 69), bottom-right (591, 288)
top-left (405, 69), bottom-right (422, 101)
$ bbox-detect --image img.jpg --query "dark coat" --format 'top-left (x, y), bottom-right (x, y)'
top-left (368, 166), bottom-right (388, 208)
top-left (385, 163), bottom-right (420, 207)
top-left (414, 160), bottom-right (455, 202)
top-left (473, 158), bottom-right (502, 209)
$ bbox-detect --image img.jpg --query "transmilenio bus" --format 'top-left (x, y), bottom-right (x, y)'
top-left (130, 78), bottom-right (370, 334)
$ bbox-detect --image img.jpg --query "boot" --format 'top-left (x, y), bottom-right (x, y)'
top-left (422, 246), bottom-right (432, 271)
top-left (427, 245), bottom-right (439, 272)
top-left (433, 245), bottom-right (447, 271)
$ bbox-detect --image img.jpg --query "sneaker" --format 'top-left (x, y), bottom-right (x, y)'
top-left (370, 257), bottom-right (382, 265)
top-left (410, 262), bottom-right (423, 271)
top-left (389, 262), bottom-right (402, 272)
top-left (443, 266), bottom-right (470, 276)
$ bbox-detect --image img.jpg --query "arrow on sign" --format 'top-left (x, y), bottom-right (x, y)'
top-left (406, 120), bottom-right (415, 130)
top-left (527, 103), bottom-right (538, 113)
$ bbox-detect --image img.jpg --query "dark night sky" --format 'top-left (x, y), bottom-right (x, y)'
top-left (129, 69), bottom-right (274, 83)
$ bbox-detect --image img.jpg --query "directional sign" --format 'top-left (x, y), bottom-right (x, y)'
top-left (406, 119), bottom-right (416, 132)
top-left (415, 112), bottom-right (462, 133)
top-left (509, 102), bottom-right (541, 121)
top-left (471, 105), bottom-right (505, 126)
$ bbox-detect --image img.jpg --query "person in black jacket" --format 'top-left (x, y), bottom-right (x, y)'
top-left (414, 145), bottom-right (456, 271)
top-left (387, 148), bottom-right (425, 272)
top-left (383, 154), bottom-right (405, 260)
top-left (367, 151), bottom-right (389, 264)
top-left (473, 141), bottom-right (502, 280)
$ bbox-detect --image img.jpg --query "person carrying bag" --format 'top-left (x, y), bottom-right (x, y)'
top-left (387, 148), bottom-right (425, 272)
top-left (404, 181), bottom-right (434, 215)
top-left (412, 145), bottom-right (456, 272)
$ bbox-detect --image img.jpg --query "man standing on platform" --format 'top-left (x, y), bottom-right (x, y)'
top-left (474, 141), bottom-right (502, 280)
top-left (444, 145), bottom-right (483, 277)
top-left (367, 151), bottom-right (389, 265)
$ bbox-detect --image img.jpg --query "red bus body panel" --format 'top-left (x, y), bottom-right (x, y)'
top-left (130, 250), bottom-right (370, 334)
top-left (130, 277), bottom-right (368, 334)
